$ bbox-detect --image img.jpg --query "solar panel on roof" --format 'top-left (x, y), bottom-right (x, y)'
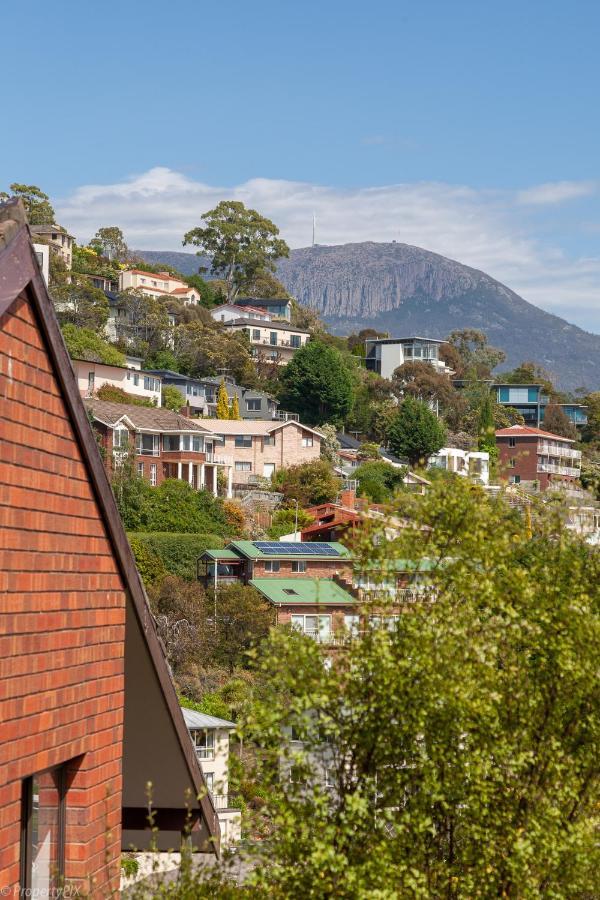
top-left (252, 541), bottom-right (341, 557)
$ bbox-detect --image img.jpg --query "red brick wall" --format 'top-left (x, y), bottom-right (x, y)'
top-left (497, 437), bottom-right (547, 488)
top-left (0, 295), bottom-right (125, 894)
top-left (250, 560), bottom-right (351, 580)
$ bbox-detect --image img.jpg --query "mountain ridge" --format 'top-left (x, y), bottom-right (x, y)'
top-left (135, 244), bottom-right (600, 391)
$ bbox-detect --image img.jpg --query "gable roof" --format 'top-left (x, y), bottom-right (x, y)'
top-left (223, 317), bottom-right (310, 334)
top-left (227, 540), bottom-right (350, 560)
top-left (197, 418), bottom-right (322, 438)
top-left (250, 578), bottom-right (356, 606)
top-left (0, 199), bottom-right (219, 853)
top-left (182, 708), bottom-right (236, 730)
top-left (85, 398), bottom-right (210, 432)
top-left (495, 424), bottom-right (575, 443)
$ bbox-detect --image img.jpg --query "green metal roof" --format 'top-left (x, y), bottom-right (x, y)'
top-left (230, 540), bottom-right (351, 560)
top-left (363, 557), bottom-right (441, 572)
top-left (250, 578), bottom-right (356, 606)
top-left (201, 548), bottom-right (243, 561)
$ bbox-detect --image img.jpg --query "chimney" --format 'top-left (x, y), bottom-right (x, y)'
top-left (340, 489), bottom-right (356, 509)
top-left (179, 404), bottom-right (193, 418)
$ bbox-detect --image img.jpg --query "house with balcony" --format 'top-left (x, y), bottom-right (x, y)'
top-left (72, 358), bottom-right (162, 405)
top-left (182, 709), bottom-right (241, 847)
top-left (145, 370), bottom-right (279, 420)
top-left (84, 399), bottom-right (233, 495)
top-left (428, 447), bottom-right (490, 485)
top-left (222, 318), bottom-right (310, 364)
top-left (30, 223), bottom-right (74, 268)
top-left (496, 424), bottom-right (582, 490)
top-left (233, 296), bottom-right (292, 321)
top-left (198, 540), bottom-right (352, 587)
top-left (193, 418), bottom-right (321, 488)
top-left (118, 268), bottom-right (201, 305)
top-left (364, 336), bottom-right (453, 379)
top-left (492, 383), bottom-right (588, 428)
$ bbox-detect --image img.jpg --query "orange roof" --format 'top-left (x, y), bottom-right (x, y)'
top-left (495, 424), bottom-right (575, 443)
top-left (127, 268), bottom-right (172, 281)
top-left (171, 287), bottom-right (194, 295)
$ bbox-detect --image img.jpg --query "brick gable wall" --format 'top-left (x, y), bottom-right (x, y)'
top-left (0, 294), bottom-right (125, 893)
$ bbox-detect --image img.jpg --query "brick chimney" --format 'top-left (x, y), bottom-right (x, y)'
top-left (340, 488), bottom-right (356, 509)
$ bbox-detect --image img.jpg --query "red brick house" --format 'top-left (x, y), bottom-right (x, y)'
top-left (496, 424), bottom-right (582, 490)
top-left (0, 200), bottom-right (218, 896)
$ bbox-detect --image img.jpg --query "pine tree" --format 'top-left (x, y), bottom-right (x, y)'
top-left (230, 395), bottom-right (240, 420)
top-left (216, 380), bottom-right (230, 419)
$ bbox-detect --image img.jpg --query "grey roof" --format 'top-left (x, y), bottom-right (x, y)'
top-left (85, 399), bottom-right (209, 432)
top-left (234, 297), bottom-right (291, 306)
top-left (223, 317), bottom-right (309, 334)
top-left (364, 336), bottom-right (445, 345)
top-left (337, 432), bottom-right (361, 450)
top-left (182, 708), bottom-right (236, 730)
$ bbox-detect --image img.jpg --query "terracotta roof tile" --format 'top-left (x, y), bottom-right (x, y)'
top-left (495, 424), bottom-right (575, 442)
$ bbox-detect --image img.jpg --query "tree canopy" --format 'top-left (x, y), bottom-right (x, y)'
top-left (387, 397), bottom-right (447, 466)
top-left (183, 200), bottom-right (289, 302)
top-left (89, 226), bottom-right (128, 261)
top-left (61, 324), bottom-right (125, 366)
top-left (280, 341), bottom-right (354, 426)
top-left (273, 459), bottom-right (342, 506)
top-left (0, 183), bottom-right (55, 225)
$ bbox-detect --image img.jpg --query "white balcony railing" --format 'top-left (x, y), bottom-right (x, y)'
top-left (538, 442), bottom-right (581, 460)
top-left (211, 794), bottom-right (231, 810)
top-left (537, 462), bottom-right (581, 477)
top-left (205, 453), bottom-right (229, 465)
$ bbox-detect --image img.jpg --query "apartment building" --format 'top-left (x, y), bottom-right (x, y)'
top-left (30, 223), bottom-right (75, 268)
top-left (222, 318), bottom-right (310, 364)
top-left (146, 369), bottom-right (279, 420)
top-left (119, 268), bottom-right (201, 305)
top-left (85, 399), bottom-right (233, 495)
top-left (428, 447), bottom-right (490, 485)
top-left (182, 709), bottom-right (241, 847)
top-left (496, 424), bottom-right (582, 489)
top-left (195, 418), bottom-right (321, 487)
top-left (0, 199), bottom-right (218, 894)
top-left (365, 336), bottom-right (453, 379)
top-left (72, 358), bottom-right (162, 405)
top-left (233, 296), bottom-right (292, 321)
top-left (492, 383), bottom-right (588, 428)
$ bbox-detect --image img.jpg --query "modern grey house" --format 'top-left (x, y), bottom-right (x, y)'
top-left (232, 296), bottom-right (292, 321)
top-left (146, 370), bottom-right (279, 420)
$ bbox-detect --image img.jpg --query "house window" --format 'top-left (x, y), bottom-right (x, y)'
top-left (509, 437), bottom-right (516, 448)
top-left (144, 376), bottom-right (158, 391)
top-left (291, 561), bottom-right (307, 573)
top-left (246, 399), bottom-right (261, 411)
top-left (235, 435), bottom-right (252, 448)
top-left (204, 772), bottom-right (214, 793)
top-left (21, 766), bottom-right (66, 893)
top-left (136, 434), bottom-right (159, 455)
top-left (133, 374), bottom-right (139, 386)
top-left (87, 371), bottom-right (95, 393)
top-left (291, 614), bottom-right (331, 639)
top-left (150, 464), bottom-right (157, 486)
top-left (509, 458), bottom-right (516, 468)
top-left (235, 461), bottom-right (252, 471)
top-left (269, 332), bottom-right (278, 346)
top-left (265, 560), bottom-right (280, 573)
top-left (252, 329), bottom-right (261, 340)
top-left (191, 728), bottom-right (214, 759)
top-left (290, 334), bottom-right (301, 348)
top-left (302, 432), bottom-right (314, 448)
top-left (264, 435), bottom-right (275, 446)
top-left (344, 614), bottom-right (360, 635)
top-left (137, 462), bottom-right (144, 477)
top-left (113, 427), bottom-right (129, 451)
top-left (163, 435), bottom-right (180, 451)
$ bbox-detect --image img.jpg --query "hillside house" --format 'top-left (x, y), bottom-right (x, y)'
top-left (145, 369), bottom-right (279, 420)
top-left (222, 318), bottom-right (310, 364)
top-left (210, 302), bottom-right (273, 323)
top-left (233, 296), bottom-right (292, 321)
top-left (72, 358), bottom-right (162, 405)
top-left (492, 383), bottom-right (587, 428)
top-left (197, 540), bottom-right (352, 587)
top-left (0, 199), bottom-right (219, 895)
top-left (182, 709), bottom-right (241, 847)
top-left (428, 447), bottom-right (490, 485)
top-left (119, 268), bottom-right (200, 305)
top-left (496, 424), bottom-right (581, 489)
top-left (364, 336), bottom-right (453, 378)
top-left (30, 223), bottom-right (74, 268)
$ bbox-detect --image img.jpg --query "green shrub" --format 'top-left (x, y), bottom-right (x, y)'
top-left (96, 383), bottom-right (155, 407)
top-left (128, 532), bottom-right (225, 581)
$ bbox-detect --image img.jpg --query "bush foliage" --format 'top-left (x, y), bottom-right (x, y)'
top-left (128, 532), bottom-right (224, 582)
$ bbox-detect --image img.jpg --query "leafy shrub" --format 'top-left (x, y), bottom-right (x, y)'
top-left (61, 323), bottom-right (125, 365)
top-left (128, 532), bottom-right (225, 581)
top-left (96, 383), bottom-right (154, 407)
top-left (354, 460), bottom-right (407, 503)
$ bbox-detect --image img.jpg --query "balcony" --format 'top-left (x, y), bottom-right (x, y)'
top-left (537, 462), bottom-right (581, 477)
top-left (161, 450), bottom-right (206, 461)
top-left (538, 441), bottom-right (581, 460)
top-left (211, 794), bottom-right (233, 810)
top-left (205, 452), bottom-right (230, 465)
top-left (274, 410), bottom-right (300, 422)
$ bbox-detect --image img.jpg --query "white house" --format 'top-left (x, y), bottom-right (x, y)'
top-left (72, 359), bottom-right (162, 406)
top-left (365, 336), bottom-right (453, 379)
top-left (428, 448), bottom-right (490, 485)
top-left (222, 318), bottom-right (310, 364)
top-left (119, 268), bottom-right (200, 305)
top-left (182, 709), bottom-right (241, 847)
top-left (210, 302), bottom-right (273, 324)
top-left (32, 242), bottom-right (50, 284)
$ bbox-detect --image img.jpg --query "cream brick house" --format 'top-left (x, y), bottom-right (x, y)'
top-left (222, 318), bottom-right (310, 364)
top-left (197, 419), bottom-right (321, 487)
top-left (119, 268), bottom-right (200, 305)
top-left (72, 358), bottom-right (162, 405)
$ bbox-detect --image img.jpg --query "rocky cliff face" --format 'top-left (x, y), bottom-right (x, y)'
top-left (136, 244), bottom-right (600, 391)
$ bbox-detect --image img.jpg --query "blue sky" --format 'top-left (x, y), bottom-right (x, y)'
top-left (3, 0), bottom-right (600, 329)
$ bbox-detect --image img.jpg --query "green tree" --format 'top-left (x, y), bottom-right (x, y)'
top-left (240, 479), bottom-right (600, 897)
top-left (216, 380), bottom-right (230, 418)
top-left (230, 394), bottom-right (240, 420)
top-left (144, 479), bottom-right (229, 534)
top-left (543, 403), bottom-right (578, 440)
top-left (280, 341), bottom-right (354, 426)
top-left (447, 328), bottom-right (506, 378)
top-left (89, 226), bottom-right (129, 261)
top-left (353, 460), bottom-right (407, 503)
top-left (477, 390), bottom-right (498, 465)
top-left (52, 278), bottom-right (109, 331)
top-left (61, 324), bottom-right (125, 366)
top-left (387, 397), bottom-right (447, 467)
top-left (162, 385), bottom-right (185, 411)
top-left (111, 458), bottom-right (153, 531)
top-left (238, 268), bottom-right (291, 300)
top-left (115, 289), bottom-right (171, 353)
top-left (144, 349), bottom-right (179, 371)
top-left (268, 506), bottom-right (314, 539)
top-left (0, 183), bottom-right (55, 224)
top-left (272, 460), bottom-right (342, 506)
top-left (317, 423), bottom-right (341, 465)
top-left (183, 200), bottom-right (289, 302)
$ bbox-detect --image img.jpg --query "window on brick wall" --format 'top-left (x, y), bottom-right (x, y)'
top-left (292, 561), bottom-right (307, 573)
top-left (21, 766), bottom-right (66, 893)
top-left (509, 458), bottom-right (516, 468)
top-left (150, 463), bottom-right (157, 486)
top-left (302, 432), bottom-right (314, 448)
top-left (235, 435), bottom-right (252, 448)
top-left (235, 461), bottom-right (252, 471)
top-left (509, 437), bottom-right (516, 448)
top-left (265, 560), bottom-right (280, 572)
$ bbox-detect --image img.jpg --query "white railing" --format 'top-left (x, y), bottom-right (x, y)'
top-left (211, 794), bottom-right (231, 810)
top-left (537, 462), bottom-right (581, 476)
top-left (275, 411), bottom-right (300, 422)
top-left (205, 453), bottom-right (229, 465)
top-left (136, 448), bottom-right (160, 456)
top-left (538, 442), bottom-right (581, 460)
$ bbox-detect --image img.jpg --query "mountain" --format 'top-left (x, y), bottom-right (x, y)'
top-left (135, 244), bottom-right (600, 391)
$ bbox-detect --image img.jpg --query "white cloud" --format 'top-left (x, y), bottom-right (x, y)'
top-left (55, 168), bottom-right (600, 331)
top-left (517, 180), bottom-right (596, 206)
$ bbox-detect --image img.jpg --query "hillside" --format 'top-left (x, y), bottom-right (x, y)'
top-left (135, 244), bottom-right (600, 391)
